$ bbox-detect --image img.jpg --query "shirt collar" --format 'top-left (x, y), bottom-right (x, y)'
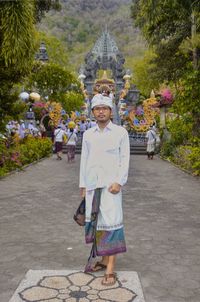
top-left (93, 120), bottom-right (113, 132)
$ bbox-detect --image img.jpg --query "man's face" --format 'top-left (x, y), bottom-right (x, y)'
top-left (92, 106), bottom-right (112, 123)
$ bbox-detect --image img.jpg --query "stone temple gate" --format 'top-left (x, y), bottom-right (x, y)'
top-left (79, 29), bottom-right (139, 101)
top-left (79, 29), bottom-right (140, 125)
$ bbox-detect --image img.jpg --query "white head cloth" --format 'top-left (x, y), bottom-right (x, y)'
top-left (91, 94), bottom-right (113, 109)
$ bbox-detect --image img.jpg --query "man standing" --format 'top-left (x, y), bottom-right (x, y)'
top-left (79, 94), bottom-right (130, 286)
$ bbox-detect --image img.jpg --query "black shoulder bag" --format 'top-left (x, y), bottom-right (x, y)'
top-left (73, 197), bottom-right (85, 226)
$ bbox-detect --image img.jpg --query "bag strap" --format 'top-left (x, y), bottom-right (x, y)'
top-left (55, 129), bottom-right (61, 137)
top-left (150, 130), bottom-right (156, 140)
top-left (65, 132), bottom-right (73, 144)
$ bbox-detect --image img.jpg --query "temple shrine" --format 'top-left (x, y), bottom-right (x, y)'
top-left (78, 29), bottom-right (159, 131)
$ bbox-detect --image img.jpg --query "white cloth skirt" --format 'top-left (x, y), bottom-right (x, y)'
top-left (147, 142), bottom-right (155, 153)
top-left (85, 187), bottom-right (123, 231)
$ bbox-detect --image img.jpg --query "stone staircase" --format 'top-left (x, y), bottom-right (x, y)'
top-left (62, 135), bottom-right (147, 155)
top-left (130, 143), bottom-right (146, 155)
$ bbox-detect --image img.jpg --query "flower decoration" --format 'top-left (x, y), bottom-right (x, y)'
top-left (126, 97), bottom-right (159, 132)
top-left (161, 88), bottom-right (173, 102)
top-left (45, 101), bottom-right (62, 127)
top-left (159, 88), bottom-right (174, 106)
top-left (10, 151), bottom-right (21, 166)
top-left (33, 102), bottom-right (46, 108)
top-left (19, 272), bottom-right (137, 302)
top-left (135, 106), bottom-right (144, 116)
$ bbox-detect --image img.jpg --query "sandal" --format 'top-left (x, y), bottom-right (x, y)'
top-left (101, 273), bottom-right (117, 286)
top-left (91, 261), bottom-right (107, 272)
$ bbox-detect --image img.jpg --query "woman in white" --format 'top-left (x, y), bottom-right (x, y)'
top-left (146, 125), bottom-right (156, 159)
top-left (66, 128), bottom-right (77, 162)
top-left (54, 125), bottom-right (67, 160)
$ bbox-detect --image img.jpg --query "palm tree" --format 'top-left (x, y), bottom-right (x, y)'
top-left (0, 0), bottom-right (36, 129)
top-left (0, 0), bottom-right (36, 72)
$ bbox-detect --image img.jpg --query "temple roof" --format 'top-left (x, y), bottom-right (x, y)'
top-left (91, 29), bottom-right (119, 59)
top-left (81, 29), bottom-right (126, 87)
top-left (95, 70), bottom-right (114, 84)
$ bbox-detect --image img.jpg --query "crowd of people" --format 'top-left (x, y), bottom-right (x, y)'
top-left (2, 104), bottom-right (160, 163)
top-left (0, 116), bottom-right (98, 164)
top-left (53, 117), bottom-right (97, 162)
top-left (5, 120), bottom-right (42, 139)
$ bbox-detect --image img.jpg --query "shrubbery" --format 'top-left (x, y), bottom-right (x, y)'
top-left (160, 141), bottom-right (175, 158)
top-left (0, 136), bottom-right (52, 177)
top-left (160, 141), bottom-right (200, 176)
top-left (160, 115), bottom-right (200, 176)
top-left (173, 146), bottom-right (200, 176)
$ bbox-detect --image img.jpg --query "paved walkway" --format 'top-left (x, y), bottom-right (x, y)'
top-left (0, 155), bottom-right (200, 302)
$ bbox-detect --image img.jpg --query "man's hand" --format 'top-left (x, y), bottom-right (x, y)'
top-left (80, 187), bottom-right (86, 198)
top-left (108, 183), bottom-right (121, 194)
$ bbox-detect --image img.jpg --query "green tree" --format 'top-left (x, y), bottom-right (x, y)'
top-left (26, 62), bottom-right (83, 102)
top-left (61, 91), bottom-right (84, 113)
top-left (174, 67), bottom-right (200, 137)
top-left (35, 0), bottom-right (61, 22)
top-left (0, 0), bottom-right (60, 131)
top-left (131, 0), bottom-right (200, 83)
top-left (131, 0), bottom-right (200, 141)
top-left (0, 0), bottom-right (36, 130)
top-left (37, 32), bottom-right (69, 67)
top-left (130, 50), bottom-right (160, 97)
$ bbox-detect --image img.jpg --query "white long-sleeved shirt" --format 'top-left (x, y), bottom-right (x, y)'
top-left (54, 128), bottom-right (66, 142)
top-left (79, 121), bottom-right (130, 190)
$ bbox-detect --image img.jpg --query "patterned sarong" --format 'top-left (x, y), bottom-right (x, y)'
top-left (84, 188), bottom-right (126, 272)
top-left (67, 145), bottom-right (76, 161)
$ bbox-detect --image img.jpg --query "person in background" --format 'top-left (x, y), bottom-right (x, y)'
top-left (19, 120), bottom-right (26, 139)
top-left (54, 125), bottom-right (66, 160)
top-left (79, 120), bottom-right (87, 137)
top-left (28, 121), bottom-right (35, 135)
top-left (66, 128), bottom-right (78, 163)
top-left (146, 125), bottom-right (156, 160)
top-left (39, 123), bottom-right (47, 138)
top-left (6, 122), bottom-right (12, 135)
top-left (61, 120), bottom-right (67, 131)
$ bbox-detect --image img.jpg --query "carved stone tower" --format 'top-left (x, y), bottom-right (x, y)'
top-left (80, 29), bottom-right (126, 99)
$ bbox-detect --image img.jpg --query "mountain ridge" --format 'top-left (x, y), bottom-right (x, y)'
top-left (38, 0), bottom-right (146, 72)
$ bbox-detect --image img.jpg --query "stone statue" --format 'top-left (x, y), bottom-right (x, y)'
top-left (84, 52), bottom-right (98, 80)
